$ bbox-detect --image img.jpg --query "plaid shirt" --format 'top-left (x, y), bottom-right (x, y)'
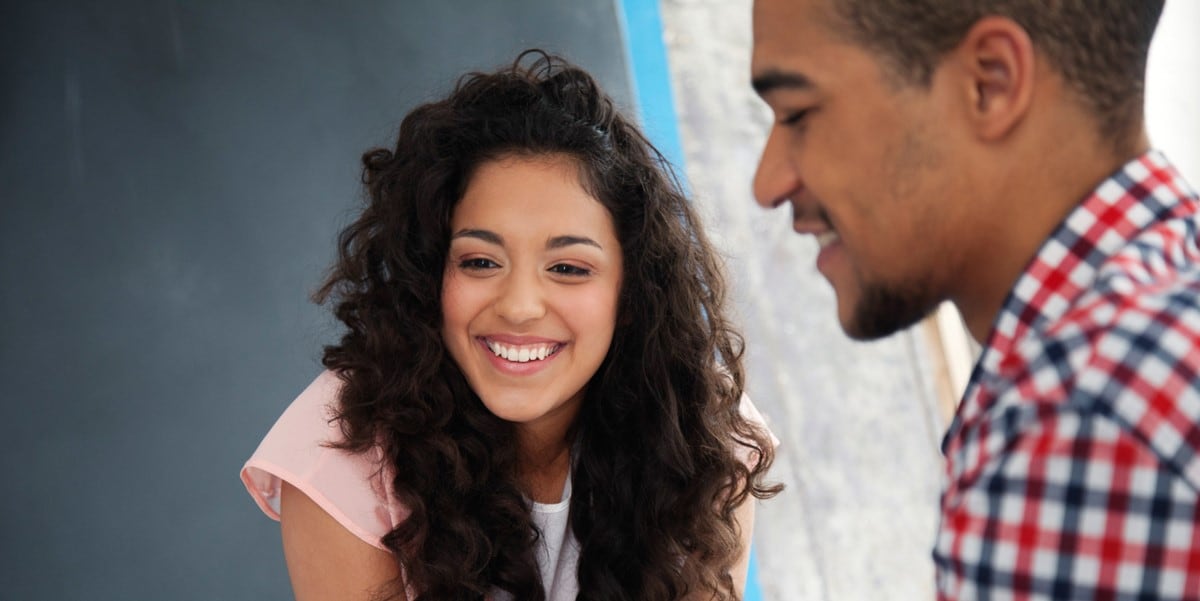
top-left (935, 150), bottom-right (1200, 600)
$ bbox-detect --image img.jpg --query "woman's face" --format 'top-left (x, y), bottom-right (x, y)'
top-left (441, 154), bottom-right (623, 440)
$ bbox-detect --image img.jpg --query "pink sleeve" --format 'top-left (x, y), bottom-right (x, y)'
top-left (240, 371), bottom-right (408, 551)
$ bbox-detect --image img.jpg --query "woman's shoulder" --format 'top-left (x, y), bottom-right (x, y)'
top-left (737, 391), bottom-right (778, 446)
top-left (731, 391), bottom-right (780, 470)
top-left (240, 370), bottom-right (408, 551)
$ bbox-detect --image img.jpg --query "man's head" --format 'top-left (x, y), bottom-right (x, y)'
top-left (750, 0), bottom-right (1164, 340)
top-left (829, 0), bottom-right (1164, 152)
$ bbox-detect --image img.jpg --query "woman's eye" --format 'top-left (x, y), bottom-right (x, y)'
top-left (549, 263), bottom-right (591, 277)
top-left (459, 258), bottom-right (499, 270)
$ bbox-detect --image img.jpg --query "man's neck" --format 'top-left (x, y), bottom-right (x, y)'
top-left (955, 124), bottom-right (1150, 343)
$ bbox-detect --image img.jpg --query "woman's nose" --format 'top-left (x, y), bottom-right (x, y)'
top-left (494, 270), bottom-right (547, 325)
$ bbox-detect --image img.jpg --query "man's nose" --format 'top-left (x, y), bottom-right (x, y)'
top-left (753, 127), bottom-right (802, 209)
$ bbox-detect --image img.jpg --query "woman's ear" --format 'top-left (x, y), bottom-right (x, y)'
top-left (947, 16), bottom-right (1036, 142)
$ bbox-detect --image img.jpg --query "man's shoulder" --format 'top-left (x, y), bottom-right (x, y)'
top-left (1056, 228), bottom-right (1200, 372)
top-left (1016, 200), bottom-right (1200, 369)
top-left (994, 258), bottom-right (1200, 387)
top-left (989, 257), bottom-right (1200, 487)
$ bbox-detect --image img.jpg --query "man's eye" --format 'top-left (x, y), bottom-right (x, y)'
top-left (780, 108), bottom-right (811, 126)
top-left (549, 263), bottom-right (591, 277)
top-left (459, 258), bottom-right (499, 270)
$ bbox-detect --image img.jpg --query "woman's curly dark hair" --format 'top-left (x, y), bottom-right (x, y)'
top-left (315, 49), bottom-right (780, 601)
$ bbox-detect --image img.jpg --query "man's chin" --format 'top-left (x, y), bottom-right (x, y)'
top-left (839, 283), bottom-right (936, 341)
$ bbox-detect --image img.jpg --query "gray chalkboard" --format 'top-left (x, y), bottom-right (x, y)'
top-left (0, 1), bottom-right (633, 598)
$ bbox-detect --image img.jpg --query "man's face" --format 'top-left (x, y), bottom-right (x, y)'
top-left (751, 0), bottom-right (968, 340)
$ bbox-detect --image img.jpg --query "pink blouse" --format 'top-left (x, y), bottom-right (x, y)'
top-left (241, 370), bottom-right (777, 550)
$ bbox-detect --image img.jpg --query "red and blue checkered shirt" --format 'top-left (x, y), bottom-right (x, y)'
top-left (936, 150), bottom-right (1200, 600)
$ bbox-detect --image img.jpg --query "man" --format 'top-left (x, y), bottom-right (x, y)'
top-left (751, 0), bottom-right (1200, 598)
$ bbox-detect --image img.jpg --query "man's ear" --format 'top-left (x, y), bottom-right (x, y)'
top-left (948, 16), bottom-right (1036, 142)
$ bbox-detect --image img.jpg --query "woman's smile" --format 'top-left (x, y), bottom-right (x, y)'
top-left (478, 336), bottom-right (567, 375)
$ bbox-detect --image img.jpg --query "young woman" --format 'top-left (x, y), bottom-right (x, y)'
top-left (242, 50), bottom-right (779, 601)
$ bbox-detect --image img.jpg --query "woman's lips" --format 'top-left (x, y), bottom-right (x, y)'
top-left (477, 336), bottom-right (565, 376)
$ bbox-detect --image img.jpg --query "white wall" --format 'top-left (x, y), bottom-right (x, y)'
top-left (1147, 0), bottom-right (1200, 185)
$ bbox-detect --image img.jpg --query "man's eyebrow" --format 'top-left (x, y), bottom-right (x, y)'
top-left (450, 229), bottom-right (503, 245)
top-left (547, 235), bottom-right (602, 250)
top-left (752, 69), bottom-right (814, 96)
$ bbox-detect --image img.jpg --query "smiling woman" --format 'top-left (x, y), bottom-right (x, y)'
top-left (239, 51), bottom-right (780, 601)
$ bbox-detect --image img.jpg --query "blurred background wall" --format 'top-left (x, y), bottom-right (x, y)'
top-left (2, 1), bottom-right (1195, 599)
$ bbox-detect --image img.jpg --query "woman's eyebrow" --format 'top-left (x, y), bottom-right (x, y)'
top-left (450, 230), bottom-right (602, 250)
top-left (547, 235), bottom-right (602, 250)
top-left (450, 229), bottom-right (504, 245)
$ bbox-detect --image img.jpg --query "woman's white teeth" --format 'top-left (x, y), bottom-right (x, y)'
top-left (486, 340), bottom-right (558, 363)
top-left (816, 230), bottom-right (840, 249)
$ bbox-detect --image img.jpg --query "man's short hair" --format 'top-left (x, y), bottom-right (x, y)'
top-left (831, 0), bottom-right (1165, 149)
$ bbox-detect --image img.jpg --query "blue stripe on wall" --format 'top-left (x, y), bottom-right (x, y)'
top-left (746, 543), bottom-right (764, 601)
top-left (614, 2), bottom-right (764, 600)
top-left (614, 0), bottom-right (687, 177)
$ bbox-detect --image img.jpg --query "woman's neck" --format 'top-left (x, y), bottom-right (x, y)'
top-left (516, 432), bottom-right (572, 504)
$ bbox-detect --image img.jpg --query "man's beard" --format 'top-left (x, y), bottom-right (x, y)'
top-left (845, 279), bottom-right (938, 341)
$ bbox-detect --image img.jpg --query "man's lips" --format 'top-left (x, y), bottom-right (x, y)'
top-left (791, 215), bottom-right (839, 244)
top-left (813, 228), bottom-right (844, 279)
top-left (788, 199), bottom-right (834, 233)
top-left (784, 200), bottom-right (842, 270)
top-left (815, 230), bottom-right (840, 249)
